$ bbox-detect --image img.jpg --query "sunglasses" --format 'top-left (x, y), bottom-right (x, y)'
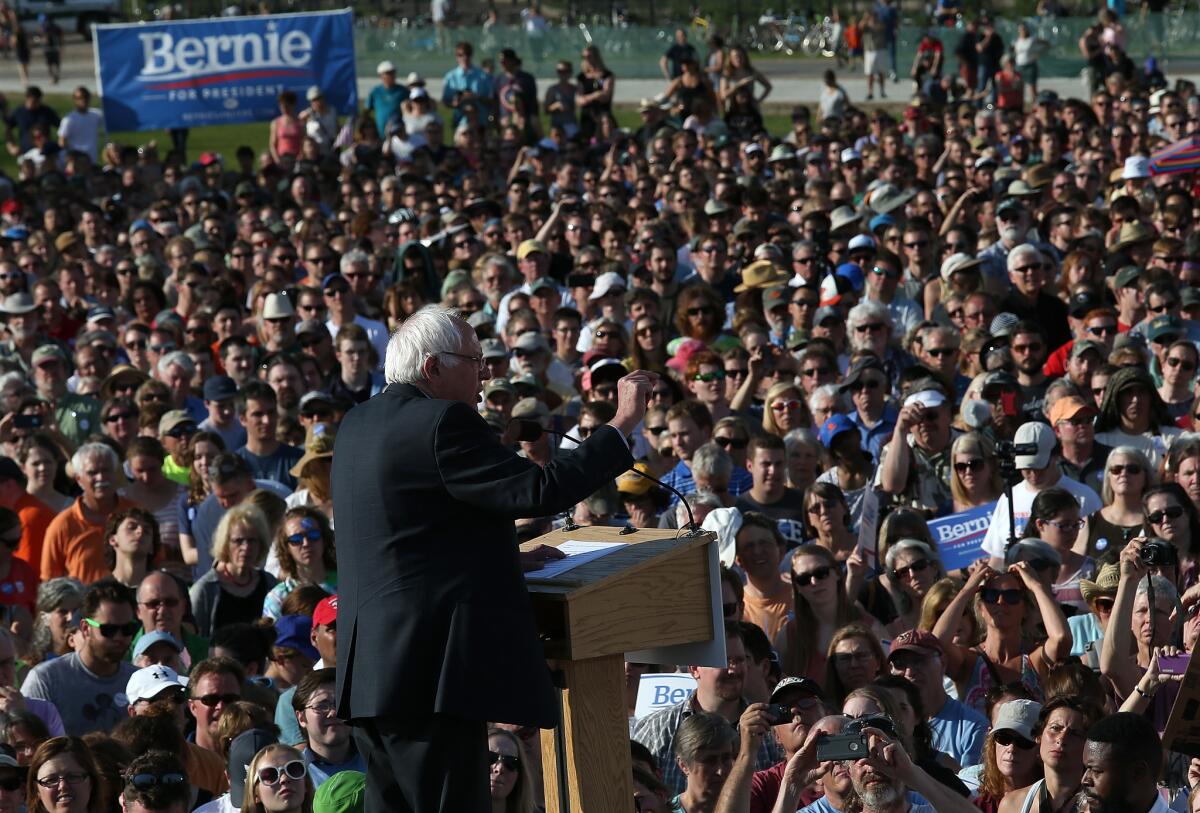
top-left (722, 601), bottom-right (740, 617)
top-left (256, 760), bottom-right (307, 786)
top-left (771, 400), bottom-right (801, 412)
top-left (792, 565), bottom-right (833, 587)
top-left (981, 587), bottom-right (1023, 606)
top-left (686, 306), bottom-right (717, 317)
top-left (802, 367), bottom-right (831, 378)
top-left (954, 459), bottom-right (984, 474)
top-left (104, 412), bottom-right (135, 423)
top-left (892, 559), bottom-right (930, 581)
top-left (1148, 505), bottom-right (1185, 524)
top-left (645, 425), bottom-right (668, 436)
top-left (194, 692), bottom-right (241, 707)
top-left (1108, 464), bottom-right (1143, 476)
top-left (489, 751), bottom-right (519, 771)
top-left (1093, 597), bottom-right (1115, 612)
top-left (84, 618), bottom-right (140, 638)
top-left (692, 371), bottom-right (725, 383)
top-left (992, 730), bottom-right (1036, 749)
top-left (286, 528), bottom-right (322, 546)
top-left (1167, 357), bottom-right (1197, 371)
top-left (127, 772), bottom-right (186, 790)
top-left (714, 436), bottom-right (749, 450)
top-left (849, 379), bottom-right (881, 392)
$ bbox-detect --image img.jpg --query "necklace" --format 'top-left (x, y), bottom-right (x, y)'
top-left (220, 564), bottom-right (254, 588)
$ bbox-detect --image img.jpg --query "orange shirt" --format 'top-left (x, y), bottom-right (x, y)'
top-left (13, 492), bottom-right (56, 572)
top-left (742, 580), bottom-right (794, 642)
top-left (40, 497), bottom-right (134, 584)
top-left (184, 742), bottom-right (229, 796)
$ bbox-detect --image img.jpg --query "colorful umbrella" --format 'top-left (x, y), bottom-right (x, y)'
top-left (1150, 136), bottom-right (1200, 175)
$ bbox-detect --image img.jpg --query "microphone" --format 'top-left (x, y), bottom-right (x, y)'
top-left (507, 420), bottom-right (703, 535)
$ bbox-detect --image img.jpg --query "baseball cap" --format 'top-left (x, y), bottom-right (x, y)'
top-left (1113, 266), bottom-right (1141, 289)
top-left (814, 306), bottom-right (840, 325)
top-left (1148, 315), bottom-right (1184, 344)
top-left (1049, 396), bottom-right (1095, 426)
top-left (993, 699), bottom-right (1042, 742)
top-left (202, 375), bottom-right (238, 402)
top-left (1068, 289), bottom-right (1102, 318)
top-left (313, 595), bottom-right (338, 628)
top-left (313, 770), bottom-right (366, 813)
top-left (847, 234), bottom-right (876, 254)
top-left (1005, 538), bottom-right (1062, 568)
top-left (770, 676), bottom-right (825, 702)
top-left (1013, 421), bottom-right (1056, 470)
top-left (840, 356), bottom-right (884, 393)
top-left (616, 462), bottom-right (655, 497)
top-left (306, 86), bottom-right (324, 102)
top-left (376, 60), bottom-right (396, 74)
top-left (158, 410), bottom-right (196, 437)
top-left (274, 615), bottom-right (319, 661)
top-left (1069, 340), bottom-right (1105, 360)
top-left (484, 378), bottom-right (517, 399)
top-left (902, 388), bottom-right (946, 410)
top-left (517, 239), bottom-right (547, 260)
top-left (589, 271), bottom-right (627, 301)
top-left (131, 630), bottom-right (184, 661)
top-left (762, 286), bottom-right (788, 311)
top-left (513, 332), bottom-right (550, 354)
top-left (229, 730), bottom-right (279, 806)
top-left (86, 305), bottom-right (116, 324)
top-left (480, 338), bottom-right (508, 360)
top-left (31, 345), bottom-right (66, 367)
top-left (818, 413), bottom-right (857, 449)
top-left (125, 664), bottom-right (187, 704)
top-left (888, 629), bottom-right (944, 659)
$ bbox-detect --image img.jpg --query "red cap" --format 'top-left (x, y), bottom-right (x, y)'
top-left (313, 595), bottom-right (337, 627)
top-left (888, 629), bottom-right (944, 659)
top-left (0, 199), bottom-right (21, 215)
top-left (199, 151), bottom-right (221, 167)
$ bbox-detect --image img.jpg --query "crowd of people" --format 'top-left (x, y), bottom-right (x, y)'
top-left (0, 2), bottom-right (1191, 811)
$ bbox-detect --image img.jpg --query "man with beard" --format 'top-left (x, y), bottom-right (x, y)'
top-left (0, 292), bottom-right (64, 374)
top-left (1007, 322), bottom-right (1051, 415)
top-left (632, 623), bottom-right (784, 794)
top-left (1080, 713), bottom-right (1167, 813)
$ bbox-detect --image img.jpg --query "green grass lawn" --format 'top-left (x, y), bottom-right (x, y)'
top-left (8, 93), bottom-right (804, 178)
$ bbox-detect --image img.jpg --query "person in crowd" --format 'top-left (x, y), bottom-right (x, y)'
top-left (824, 624), bottom-right (885, 707)
top-left (41, 443), bottom-right (134, 584)
top-left (1142, 483), bottom-right (1200, 589)
top-left (1018, 487), bottom-right (1095, 612)
top-left (995, 695), bottom-right (1105, 813)
top-left (733, 511), bottom-right (791, 641)
top-left (27, 736), bottom-right (104, 813)
top-left (965, 699), bottom-right (1044, 812)
top-left (882, 538), bottom-right (946, 635)
top-left (242, 742), bottom-right (315, 813)
top-left (262, 507), bottom-right (336, 620)
top-left (188, 503), bottom-right (278, 638)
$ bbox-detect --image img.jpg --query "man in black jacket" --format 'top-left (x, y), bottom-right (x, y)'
top-left (332, 305), bottom-right (652, 812)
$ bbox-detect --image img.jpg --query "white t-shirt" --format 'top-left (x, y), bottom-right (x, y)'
top-left (981, 474), bottom-right (1102, 558)
top-left (1094, 426), bottom-right (1181, 471)
top-left (58, 108), bottom-right (104, 161)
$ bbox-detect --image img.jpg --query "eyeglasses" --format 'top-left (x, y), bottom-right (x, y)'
top-left (725, 368), bottom-right (748, 378)
top-left (849, 379), bottom-right (881, 393)
top-left (305, 702), bottom-right (338, 716)
top-left (1148, 302), bottom-right (1178, 314)
top-left (645, 425), bottom-right (668, 436)
top-left (713, 436), bottom-right (749, 450)
top-left (193, 692), bottom-right (241, 707)
top-left (1093, 597), bottom-right (1115, 613)
top-left (801, 367), bottom-right (830, 378)
top-left (791, 298), bottom-right (818, 308)
top-left (1167, 357), bottom-right (1197, 371)
top-left (256, 760), bottom-right (307, 786)
top-left (1010, 264), bottom-right (1040, 275)
top-left (871, 266), bottom-right (901, 279)
top-left (927, 347), bottom-right (957, 357)
top-left (954, 459), bottom-right (985, 474)
top-left (1043, 517), bottom-right (1085, 531)
top-left (140, 597), bottom-right (180, 610)
top-left (36, 772), bottom-right (89, 789)
top-left (287, 528), bottom-right (322, 546)
top-left (992, 730), bottom-right (1036, 749)
top-left (490, 751), bottom-right (520, 771)
top-left (892, 559), bottom-right (930, 581)
top-left (84, 618), bottom-right (140, 638)
top-left (1108, 464), bottom-right (1143, 476)
top-left (981, 587), bottom-right (1023, 605)
top-left (104, 412), bottom-right (135, 423)
top-left (791, 565), bottom-right (833, 587)
top-left (770, 400), bottom-right (801, 412)
top-left (692, 371), bottom-right (725, 383)
top-left (793, 255), bottom-right (816, 264)
top-left (127, 772), bottom-right (187, 790)
top-left (1148, 505), bottom-right (1185, 524)
top-left (438, 351), bottom-right (484, 370)
top-left (686, 306), bottom-right (717, 317)
top-left (854, 323), bottom-right (886, 333)
top-left (1087, 325), bottom-right (1117, 337)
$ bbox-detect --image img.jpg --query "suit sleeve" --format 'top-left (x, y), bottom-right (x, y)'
top-left (434, 402), bottom-right (633, 518)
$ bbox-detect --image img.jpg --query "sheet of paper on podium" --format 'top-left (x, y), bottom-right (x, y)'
top-left (523, 540), bottom-right (627, 581)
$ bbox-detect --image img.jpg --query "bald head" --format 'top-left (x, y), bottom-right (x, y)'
top-left (136, 571), bottom-right (186, 635)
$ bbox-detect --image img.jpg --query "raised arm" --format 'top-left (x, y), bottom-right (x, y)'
top-left (1010, 561), bottom-right (1073, 667)
top-left (714, 704), bottom-right (772, 813)
top-left (1100, 539), bottom-right (1148, 698)
top-left (879, 407), bottom-right (919, 494)
top-left (933, 562), bottom-right (992, 680)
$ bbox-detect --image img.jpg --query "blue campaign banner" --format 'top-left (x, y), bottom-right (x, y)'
top-left (928, 502), bottom-right (996, 572)
top-left (94, 10), bottom-right (357, 133)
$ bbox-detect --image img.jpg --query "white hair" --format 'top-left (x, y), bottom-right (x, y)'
top-left (846, 300), bottom-right (891, 330)
top-left (1136, 573), bottom-right (1179, 604)
top-left (339, 249), bottom-right (371, 275)
top-left (70, 442), bottom-right (119, 475)
top-left (691, 442), bottom-right (732, 482)
top-left (809, 383), bottom-right (845, 415)
top-left (384, 305), bottom-right (471, 385)
top-left (783, 428), bottom-right (819, 460)
top-left (157, 350), bottom-right (195, 378)
top-left (677, 491), bottom-right (722, 526)
top-left (0, 371), bottom-right (27, 394)
top-left (1006, 244), bottom-right (1043, 273)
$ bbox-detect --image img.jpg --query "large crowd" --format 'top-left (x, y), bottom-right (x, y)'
top-left (0, 4), bottom-right (1191, 813)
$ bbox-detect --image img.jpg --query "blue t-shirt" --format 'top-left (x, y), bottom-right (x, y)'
top-left (366, 83), bottom-right (408, 136)
top-left (234, 444), bottom-right (303, 491)
top-left (1069, 612), bottom-right (1104, 656)
top-left (928, 696), bottom-right (989, 768)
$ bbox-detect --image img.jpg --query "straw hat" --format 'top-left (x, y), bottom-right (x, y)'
top-left (1079, 562), bottom-right (1119, 605)
top-left (289, 430), bottom-right (336, 479)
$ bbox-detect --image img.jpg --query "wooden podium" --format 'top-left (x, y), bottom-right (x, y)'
top-left (522, 525), bottom-right (722, 813)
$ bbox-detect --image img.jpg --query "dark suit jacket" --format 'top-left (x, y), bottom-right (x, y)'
top-left (332, 383), bottom-right (634, 729)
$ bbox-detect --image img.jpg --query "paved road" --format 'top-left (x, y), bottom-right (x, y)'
top-left (9, 36), bottom-right (1200, 107)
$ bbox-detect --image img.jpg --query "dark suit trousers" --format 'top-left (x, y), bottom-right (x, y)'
top-left (355, 714), bottom-right (489, 813)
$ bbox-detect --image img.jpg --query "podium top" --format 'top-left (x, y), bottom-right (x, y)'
top-left (520, 526), bottom-right (714, 599)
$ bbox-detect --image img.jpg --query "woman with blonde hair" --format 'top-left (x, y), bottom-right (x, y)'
top-left (1082, 445), bottom-right (1152, 558)
top-left (189, 503), bottom-right (278, 637)
top-left (775, 545), bottom-right (887, 680)
top-left (241, 743), bottom-right (313, 813)
top-left (488, 726), bottom-right (538, 813)
top-left (762, 381), bottom-right (810, 438)
top-left (949, 432), bottom-right (1003, 512)
top-left (824, 623), bottom-right (885, 707)
top-left (918, 577), bottom-right (980, 645)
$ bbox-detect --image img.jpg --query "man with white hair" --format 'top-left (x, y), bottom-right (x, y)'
top-left (333, 305), bottom-right (656, 810)
top-left (41, 442), bottom-right (133, 583)
top-left (847, 300), bottom-right (907, 389)
top-left (157, 350), bottom-right (205, 422)
top-left (999, 244), bottom-right (1071, 349)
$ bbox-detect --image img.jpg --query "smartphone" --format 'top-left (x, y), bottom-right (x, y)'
top-left (13, 414), bottom-right (41, 430)
top-left (815, 733), bottom-right (868, 762)
top-left (1161, 654), bottom-right (1191, 675)
top-left (567, 273), bottom-right (594, 288)
top-left (765, 704), bottom-right (794, 724)
top-left (1000, 390), bottom-right (1019, 418)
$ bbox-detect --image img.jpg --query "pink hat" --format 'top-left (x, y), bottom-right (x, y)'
top-left (667, 339), bottom-right (707, 373)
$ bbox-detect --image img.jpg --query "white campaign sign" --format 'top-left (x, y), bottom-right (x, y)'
top-left (633, 673), bottom-right (697, 721)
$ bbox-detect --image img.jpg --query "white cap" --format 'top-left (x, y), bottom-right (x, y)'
top-left (993, 699), bottom-right (1042, 741)
top-left (305, 86), bottom-right (323, 102)
top-left (589, 271), bottom-right (627, 301)
top-left (840, 147), bottom-right (862, 163)
top-left (848, 234), bottom-right (876, 253)
top-left (410, 87), bottom-right (428, 100)
top-left (404, 71), bottom-right (425, 86)
top-left (126, 664), bottom-right (188, 703)
top-left (377, 60), bottom-right (397, 75)
top-left (903, 389), bottom-right (946, 410)
top-left (1014, 421), bottom-right (1056, 470)
top-left (1121, 156), bottom-right (1152, 180)
top-left (262, 293), bottom-right (295, 320)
